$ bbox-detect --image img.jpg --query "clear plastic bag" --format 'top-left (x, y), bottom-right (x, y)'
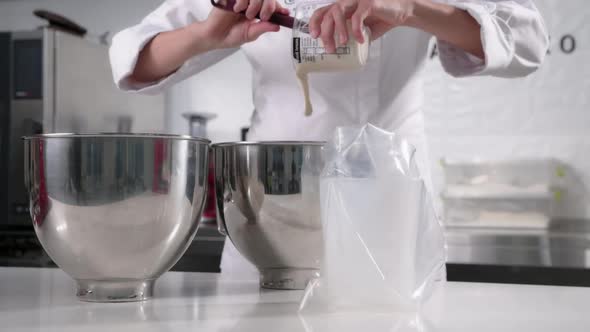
top-left (299, 124), bottom-right (446, 313)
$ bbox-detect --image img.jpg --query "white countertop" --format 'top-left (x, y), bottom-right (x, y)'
top-left (1, 267), bottom-right (589, 332)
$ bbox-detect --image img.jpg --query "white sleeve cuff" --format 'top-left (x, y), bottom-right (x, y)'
top-left (436, 1), bottom-right (514, 77)
top-left (109, 24), bottom-right (238, 95)
top-left (109, 25), bottom-right (169, 94)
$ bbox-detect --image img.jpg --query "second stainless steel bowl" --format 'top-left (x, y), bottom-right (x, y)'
top-left (213, 141), bottom-right (324, 290)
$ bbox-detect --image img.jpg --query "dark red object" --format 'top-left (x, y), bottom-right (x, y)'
top-left (211, 0), bottom-right (295, 29)
top-left (33, 140), bottom-right (49, 226)
top-left (33, 10), bottom-right (87, 36)
top-left (152, 139), bottom-right (169, 194)
top-left (202, 158), bottom-right (217, 222)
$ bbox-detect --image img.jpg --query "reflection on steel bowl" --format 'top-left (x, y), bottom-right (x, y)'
top-left (213, 141), bottom-right (324, 290)
top-left (23, 133), bottom-right (210, 302)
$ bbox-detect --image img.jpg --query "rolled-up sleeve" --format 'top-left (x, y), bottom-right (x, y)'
top-left (436, 0), bottom-right (549, 78)
top-left (109, 0), bottom-right (238, 94)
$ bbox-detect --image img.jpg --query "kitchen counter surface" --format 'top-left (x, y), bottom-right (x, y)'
top-left (445, 219), bottom-right (590, 286)
top-left (446, 219), bottom-right (590, 269)
top-left (1, 267), bottom-right (589, 332)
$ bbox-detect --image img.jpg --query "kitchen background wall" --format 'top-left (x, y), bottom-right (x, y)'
top-left (0, 0), bottom-right (588, 218)
top-left (0, 0), bottom-right (255, 143)
top-left (422, 0), bottom-right (590, 219)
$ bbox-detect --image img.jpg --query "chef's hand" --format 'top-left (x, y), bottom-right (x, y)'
top-left (203, 0), bottom-right (290, 49)
top-left (308, 0), bottom-right (484, 58)
top-left (309, 0), bottom-right (414, 52)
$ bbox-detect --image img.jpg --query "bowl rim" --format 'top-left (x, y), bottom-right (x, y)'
top-left (22, 133), bottom-right (210, 143)
top-left (212, 141), bottom-right (325, 147)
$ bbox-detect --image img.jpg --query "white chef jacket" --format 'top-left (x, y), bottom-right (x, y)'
top-left (110, 0), bottom-right (548, 166)
top-left (109, 0), bottom-right (548, 278)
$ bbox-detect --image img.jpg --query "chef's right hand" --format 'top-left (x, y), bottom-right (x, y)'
top-left (201, 0), bottom-right (289, 49)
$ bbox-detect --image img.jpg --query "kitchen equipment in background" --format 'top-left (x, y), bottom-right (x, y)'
top-left (440, 158), bottom-right (590, 286)
top-left (183, 112), bottom-right (217, 224)
top-left (116, 116), bottom-right (133, 133)
top-left (241, 127), bottom-right (250, 141)
top-left (441, 158), bottom-right (566, 229)
top-left (0, 27), bottom-right (165, 231)
top-left (445, 218), bottom-right (590, 287)
top-left (33, 10), bottom-right (111, 45)
top-left (33, 10), bottom-right (87, 37)
top-left (182, 112), bottom-right (217, 138)
top-left (24, 133), bottom-right (210, 302)
top-left (213, 141), bottom-right (324, 290)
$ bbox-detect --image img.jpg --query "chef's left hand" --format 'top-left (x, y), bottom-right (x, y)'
top-left (309, 0), bottom-right (415, 53)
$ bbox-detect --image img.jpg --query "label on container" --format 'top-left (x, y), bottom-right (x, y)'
top-left (293, 37), bottom-right (301, 63)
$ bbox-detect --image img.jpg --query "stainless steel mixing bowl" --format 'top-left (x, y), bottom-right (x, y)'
top-left (23, 133), bottom-right (210, 302)
top-left (213, 141), bottom-right (324, 290)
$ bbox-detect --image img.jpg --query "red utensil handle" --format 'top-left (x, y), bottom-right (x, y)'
top-left (211, 0), bottom-right (295, 29)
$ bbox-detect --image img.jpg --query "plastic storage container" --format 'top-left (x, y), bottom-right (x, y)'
top-left (441, 158), bottom-right (565, 228)
top-left (292, 1), bottom-right (370, 71)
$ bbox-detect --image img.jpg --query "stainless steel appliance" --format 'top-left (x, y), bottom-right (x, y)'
top-left (0, 28), bottom-right (165, 269)
top-left (182, 112), bottom-right (217, 138)
top-left (0, 28), bottom-right (165, 229)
